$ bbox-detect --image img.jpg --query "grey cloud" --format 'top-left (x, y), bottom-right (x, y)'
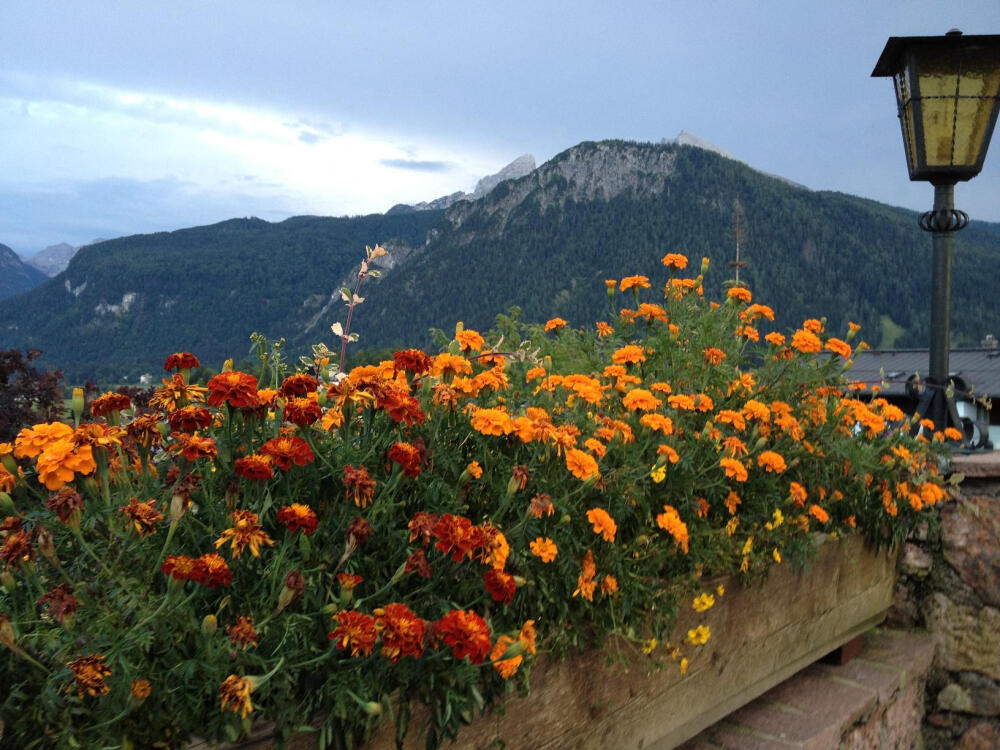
top-left (379, 159), bottom-right (453, 173)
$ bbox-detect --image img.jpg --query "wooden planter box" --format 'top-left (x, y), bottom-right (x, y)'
top-left (205, 534), bottom-right (898, 750)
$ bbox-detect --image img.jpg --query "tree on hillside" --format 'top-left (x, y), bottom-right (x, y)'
top-left (0, 349), bottom-right (65, 442)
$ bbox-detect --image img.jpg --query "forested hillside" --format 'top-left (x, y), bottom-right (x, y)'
top-left (3, 139), bottom-right (999, 385)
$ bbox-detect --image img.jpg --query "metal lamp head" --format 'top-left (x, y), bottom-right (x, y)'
top-left (872, 31), bottom-right (1000, 185)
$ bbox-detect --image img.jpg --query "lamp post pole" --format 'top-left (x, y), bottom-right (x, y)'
top-left (922, 182), bottom-right (967, 431)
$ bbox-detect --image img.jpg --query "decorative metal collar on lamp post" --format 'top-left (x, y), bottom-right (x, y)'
top-left (872, 30), bottom-right (1000, 436)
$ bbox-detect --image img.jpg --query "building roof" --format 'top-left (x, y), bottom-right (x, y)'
top-left (846, 349), bottom-right (1000, 400)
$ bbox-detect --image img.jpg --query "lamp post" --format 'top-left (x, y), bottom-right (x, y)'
top-left (872, 30), bottom-right (1000, 434)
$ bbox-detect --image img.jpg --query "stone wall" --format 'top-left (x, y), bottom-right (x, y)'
top-left (887, 452), bottom-right (1000, 749)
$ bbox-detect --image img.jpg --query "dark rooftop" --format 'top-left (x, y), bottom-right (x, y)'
top-left (846, 349), bottom-right (1000, 400)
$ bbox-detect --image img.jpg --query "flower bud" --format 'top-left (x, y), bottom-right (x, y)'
top-left (0, 453), bottom-right (17, 475)
top-left (169, 494), bottom-right (186, 524)
top-left (560, 513), bottom-right (572, 525)
top-left (701, 256), bottom-right (711, 274)
top-left (0, 614), bottom-right (14, 648)
top-left (362, 701), bottom-right (382, 717)
top-left (71, 387), bottom-right (85, 425)
top-left (202, 614), bottom-right (218, 636)
top-left (36, 526), bottom-right (58, 567)
top-left (0, 570), bottom-right (15, 592)
top-left (0, 492), bottom-right (15, 515)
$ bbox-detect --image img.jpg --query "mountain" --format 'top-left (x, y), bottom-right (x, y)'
top-left (387, 154), bottom-right (536, 214)
top-left (2, 138), bottom-right (999, 384)
top-left (0, 213), bottom-right (440, 383)
top-left (27, 242), bottom-right (80, 277)
top-left (0, 243), bottom-right (48, 301)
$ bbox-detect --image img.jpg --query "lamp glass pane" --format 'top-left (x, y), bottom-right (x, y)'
top-left (954, 57), bottom-right (1000, 166)
top-left (895, 69), bottom-right (919, 173)
top-left (915, 48), bottom-right (960, 167)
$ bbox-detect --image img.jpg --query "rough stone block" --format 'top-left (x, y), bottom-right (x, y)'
top-left (923, 593), bottom-right (1000, 680)
top-left (941, 495), bottom-right (1000, 608)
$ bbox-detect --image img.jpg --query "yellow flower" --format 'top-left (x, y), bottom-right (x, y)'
top-left (773, 548), bottom-right (782, 563)
top-left (686, 625), bottom-right (711, 646)
top-left (642, 638), bottom-right (659, 654)
top-left (219, 674), bottom-right (255, 718)
top-left (649, 464), bottom-right (667, 483)
top-left (692, 593), bottom-right (715, 612)
top-left (215, 510), bottom-right (275, 558)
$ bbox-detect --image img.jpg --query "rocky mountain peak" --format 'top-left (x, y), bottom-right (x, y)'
top-left (27, 242), bottom-right (79, 277)
top-left (387, 153), bottom-right (538, 214)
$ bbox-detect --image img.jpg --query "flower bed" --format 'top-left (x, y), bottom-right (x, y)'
top-left (0, 249), bottom-right (953, 749)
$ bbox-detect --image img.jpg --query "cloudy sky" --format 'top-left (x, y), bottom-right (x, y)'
top-left (3, 1), bottom-right (1000, 256)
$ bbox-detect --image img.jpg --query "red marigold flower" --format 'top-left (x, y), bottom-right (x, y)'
top-left (328, 610), bottom-right (377, 657)
top-left (38, 583), bottom-right (80, 623)
top-left (387, 441), bottom-right (423, 477)
top-left (432, 513), bottom-right (484, 562)
top-left (119, 497), bottom-right (164, 536)
top-left (379, 388), bottom-right (425, 426)
top-left (168, 432), bottom-right (218, 462)
top-left (342, 464), bottom-right (376, 507)
top-left (279, 373), bottom-right (319, 398)
top-left (227, 615), bottom-right (259, 650)
top-left (234, 454), bottom-right (274, 481)
top-left (260, 436), bottom-right (314, 470)
top-left (45, 487), bottom-right (85, 526)
top-left (89, 391), bottom-right (132, 418)
top-left (374, 603), bottom-right (426, 663)
top-left (529, 493), bottom-right (554, 518)
top-left (284, 397), bottom-right (323, 427)
top-left (215, 509), bottom-right (275, 558)
top-left (276, 503), bottom-right (318, 535)
top-left (433, 609), bottom-right (492, 664)
top-left (67, 654), bottom-right (112, 698)
top-left (162, 554), bottom-right (200, 581)
top-left (405, 548), bottom-right (431, 578)
top-left (483, 569), bottom-right (516, 605)
top-left (348, 516), bottom-right (373, 547)
top-left (219, 674), bottom-right (254, 718)
top-left (163, 352), bottom-right (201, 371)
top-left (206, 371), bottom-right (261, 409)
top-left (1, 529), bottom-right (33, 571)
top-left (393, 348), bottom-right (432, 375)
top-left (408, 512), bottom-right (438, 546)
top-left (196, 553), bottom-right (233, 587)
top-left (167, 405), bottom-right (213, 433)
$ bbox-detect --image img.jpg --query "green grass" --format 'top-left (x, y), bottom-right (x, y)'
top-left (878, 315), bottom-right (906, 349)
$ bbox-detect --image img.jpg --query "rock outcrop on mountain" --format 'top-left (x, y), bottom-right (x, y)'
top-left (387, 154), bottom-right (536, 214)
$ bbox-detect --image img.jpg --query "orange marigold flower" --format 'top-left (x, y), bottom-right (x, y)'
top-left (433, 609), bottom-right (492, 664)
top-left (661, 253), bottom-right (689, 269)
top-left (720, 457), bottom-right (748, 482)
top-left (14, 422), bottom-right (75, 459)
top-left (586, 507), bottom-right (617, 542)
top-left (622, 388), bottom-right (663, 411)
top-left (565, 448), bottom-right (600, 481)
top-left (544, 317), bottom-right (568, 332)
top-left (481, 523), bottom-right (510, 570)
top-left (343, 464), bottom-right (376, 506)
top-left (32, 439), bottom-right (95, 491)
top-left (219, 675), bottom-right (255, 718)
top-left (808, 504), bottom-right (830, 523)
top-left (600, 575), bottom-right (619, 595)
top-left (329, 610), bottom-right (377, 657)
top-left (612, 344), bottom-right (646, 365)
top-left (234, 454), bottom-right (274, 481)
top-left (455, 328), bottom-right (485, 352)
top-left (119, 497), bottom-right (164, 536)
top-left (164, 351), bottom-right (201, 371)
top-left (276, 503), bottom-right (319, 535)
top-left (529, 493), bottom-right (554, 518)
top-left (206, 371), bottom-right (261, 409)
top-left (724, 490), bottom-right (741, 515)
top-left (656, 504), bottom-right (690, 553)
top-left (667, 394), bottom-right (695, 411)
top-left (791, 329), bottom-right (823, 354)
top-left (703, 347), bottom-right (727, 365)
top-left (530, 537), bottom-right (558, 562)
top-left (393, 348), bottom-right (433, 375)
top-left (227, 616), bottom-right (259, 650)
top-left (765, 331), bottom-right (786, 347)
top-left (130, 679), bottom-right (152, 702)
top-left (636, 303), bottom-right (668, 322)
top-left (573, 549), bottom-right (598, 601)
top-left (432, 513), bottom-right (483, 562)
top-left (620, 275), bottom-right (651, 292)
top-left (279, 373), bottom-right (319, 398)
top-left (215, 509), bottom-right (275, 558)
top-left (431, 352), bottom-right (474, 378)
top-left (375, 602), bottom-right (426, 663)
top-left (824, 337), bottom-right (852, 359)
top-left (803, 318), bottom-right (824, 334)
top-left (727, 286), bottom-right (752, 303)
top-left (757, 451), bottom-right (787, 473)
top-left (490, 634), bottom-right (523, 678)
top-left (67, 654), bottom-right (112, 698)
top-left (743, 399), bottom-right (771, 422)
top-left (260, 436), bottom-right (314, 470)
top-left (150, 373), bottom-right (208, 411)
top-left (470, 407), bottom-right (514, 436)
top-left (596, 321), bottom-right (615, 337)
top-left (789, 481), bottom-right (808, 506)
top-left (657, 444), bottom-right (680, 464)
top-left (584, 437), bottom-right (607, 457)
top-left (89, 391), bottom-right (132, 418)
top-left (465, 460), bottom-right (483, 479)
